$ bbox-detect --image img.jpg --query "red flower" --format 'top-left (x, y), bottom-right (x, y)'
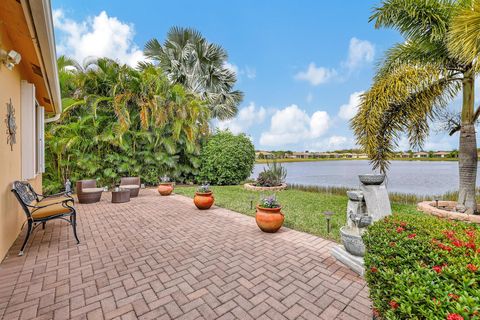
top-left (466, 229), bottom-right (476, 238)
top-left (408, 233), bottom-right (416, 239)
top-left (464, 242), bottom-right (475, 250)
top-left (448, 293), bottom-right (459, 300)
top-left (437, 243), bottom-right (452, 252)
top-left (451, 239), bottom-right (463, 247)
top-left (389, 300), bottom-right (399, 309)
top-left (443, 230), bottom-right (455, 239)
top-left (446, 313), bottom-right (464, 320)
top-left (400, 222), bottom-right (407, 227)
top-left (467, 264), bottom-right (478, 272)
top-left (370, 267), bottom-right (378, 273)
top-left (396, 227), bottom-right (404, 233)
top-left (432, 265), bottom-right (443, 273)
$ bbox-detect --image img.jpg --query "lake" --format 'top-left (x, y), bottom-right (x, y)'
top-left (252, 160), bottom-right (475, 196)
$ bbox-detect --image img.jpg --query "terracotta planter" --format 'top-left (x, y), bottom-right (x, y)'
top-left (194, 192), bottom-right (214, 210)
top-left (157, 183), bottom-right (174, 196)
top-left (255, 205), bottom-right (284, 233)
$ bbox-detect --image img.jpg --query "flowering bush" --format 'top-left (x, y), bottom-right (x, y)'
top-left (259, 195), bottom-right (280, 208)
top-left (363, 213), bottom-right (480, 320)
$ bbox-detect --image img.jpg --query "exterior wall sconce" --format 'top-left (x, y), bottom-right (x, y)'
top-left (0, 49), bottom-right (22, 70)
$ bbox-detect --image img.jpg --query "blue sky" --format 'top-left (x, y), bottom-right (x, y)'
top-left (52, 0), bottom-right (460, 151)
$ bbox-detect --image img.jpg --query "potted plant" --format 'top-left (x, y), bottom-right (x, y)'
top-left (157, 176), bottom-right (174, 196)
top-left (244, 160), bottom-right (288, 191)
top-left (194, 184), bottom-right (214, 210)
top-left (255, 195), bottom-right (284, 233)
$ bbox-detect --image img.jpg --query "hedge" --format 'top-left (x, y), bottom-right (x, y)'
top-left (363, 213), bottom-right (480, 320)
top-left (198, 130), bottom-right (255, 185)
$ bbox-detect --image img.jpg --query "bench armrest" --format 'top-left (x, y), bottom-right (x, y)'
top-left (38, 191), bottom-right (73, 200)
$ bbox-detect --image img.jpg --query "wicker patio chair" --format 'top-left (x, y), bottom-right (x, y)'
top-left (120, 177), bottom-right (141, 197)
top-left (76, 179), bottom-right (103, 203)
top-left (11, 181), bottom-right (79, 256)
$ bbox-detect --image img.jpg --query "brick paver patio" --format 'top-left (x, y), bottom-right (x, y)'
top-left (0, 189), bottom-right (371, 320)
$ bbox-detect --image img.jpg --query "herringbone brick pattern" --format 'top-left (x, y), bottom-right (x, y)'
top-left (0, 189), bottom-right (371, 319)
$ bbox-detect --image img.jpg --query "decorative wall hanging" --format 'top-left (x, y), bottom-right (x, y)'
top-left (5, 98), bottom-right (16, 150)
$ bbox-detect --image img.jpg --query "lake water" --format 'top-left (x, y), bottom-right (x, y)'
top-left (252, 160), bottom-right (477, 196)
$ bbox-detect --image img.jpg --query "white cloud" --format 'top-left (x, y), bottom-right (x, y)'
top-left (395, 134), bottom-right (456, 152)
top-left (53, 9), bottom-right (144, 66)
top-left (344, 38), bottom-right (375, 70)
top-left (224, 62), bottom-right (239, 75)
top-left (424, 136), bottom-right (455, 151)
top-left (294, 63), bottom-right (337, 86)
top-left (245, 66), bottom-right (256, 79)
top-left (294, 38), bottom-right (374, 86)
top-left (327, 136), bottom-right (349, 148)
top-left (307, 135), bottom-right (356, 151)
top-left (224, 62), bottom-right (256, 80)
top-left (217, 102), bottom-right (266, 134)
top-left (338, 91), bottom-right (364, 120)
top-left (260, 105), bottom-right (330, 146)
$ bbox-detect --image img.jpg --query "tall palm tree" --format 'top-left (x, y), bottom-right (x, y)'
top-left (144, 27), bottom-right (243, 120)
top-left (352, 0), bottom-right (480, 214)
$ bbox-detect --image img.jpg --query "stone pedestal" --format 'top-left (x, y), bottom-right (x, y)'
top-left (331, 245), bottom-right (364, 276)
top-left (360, 183), bottom-right (391, 222)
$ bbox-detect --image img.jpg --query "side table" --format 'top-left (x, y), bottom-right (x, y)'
top-left (112, 188), bottom-right (131, 203)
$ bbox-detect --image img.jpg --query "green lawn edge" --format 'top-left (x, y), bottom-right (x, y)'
top-left (175, 185), bottom-right (419, 242)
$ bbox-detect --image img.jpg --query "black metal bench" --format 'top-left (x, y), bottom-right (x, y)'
top-left (11, 181), bottom-right (80, 256)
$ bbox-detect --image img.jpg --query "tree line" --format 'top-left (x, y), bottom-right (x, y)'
top-left (44, 27), bottom-right (242, 192)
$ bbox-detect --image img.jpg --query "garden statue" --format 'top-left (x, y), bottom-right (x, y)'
top-left (65, 179), bottom-right (72, 194)
top-left (332, 174), bottom-right (391, 275)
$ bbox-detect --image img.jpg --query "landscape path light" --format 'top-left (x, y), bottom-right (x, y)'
top-left (323, 211), bottom-right (335, 234)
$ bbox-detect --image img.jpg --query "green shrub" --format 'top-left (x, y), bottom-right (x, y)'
top-left (256, 160), bottom-right (287, 187)
top-left (363, 213), bottom-right (480, 320)
top-left (199, 130), bottom-right (255, 185)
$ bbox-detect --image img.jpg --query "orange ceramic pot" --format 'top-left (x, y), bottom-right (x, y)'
top-left (194, 192), bottom-right (214, 210)
top-left (255, 205), bottom-right (284, 233)
top-left (157, 183), bottom-right (174, 196)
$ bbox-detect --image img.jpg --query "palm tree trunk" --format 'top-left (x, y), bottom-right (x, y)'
top-left (457, 70), bottom-right (477, 214)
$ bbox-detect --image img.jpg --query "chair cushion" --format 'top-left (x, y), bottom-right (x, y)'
top-left (82, 188), bottom-right (104, 193)
top-left (31, 204), bottom-right (71, 219)
top-left (120, 184), bottom-right (140, 189)
top-left (36, 196), bottom-right (73, 206)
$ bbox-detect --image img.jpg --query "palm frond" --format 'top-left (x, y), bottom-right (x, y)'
top-left (352, 64), bottom-right (461, 172)
top-left (448, 0), bottom-right (480, 68)
top-left (376, 39), bottom-right (455, 80)
top-left (370, 0), bottom-right (456, 42)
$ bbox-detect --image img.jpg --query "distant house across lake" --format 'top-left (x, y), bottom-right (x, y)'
top-left (414, 151), bottom-right (429, 158)
top-left (433, 151), bottom-right (450, 158)
top-left (255, 149), bottom-right (460, 160)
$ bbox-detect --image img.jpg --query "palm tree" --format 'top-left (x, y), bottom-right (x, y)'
top-left (352, 0), bottom-right (480, 214)
top-left (44, 56), bottom-right (210, 192)
top-left (144, 27), bottom-right (243, 120)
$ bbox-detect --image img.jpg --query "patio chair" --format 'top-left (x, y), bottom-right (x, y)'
top-left (120, 177), bottom-right (141, 197)
top-left (76, 179), bottom-right (103, 203)
top-left (11, 181), bottom-right (79, 256)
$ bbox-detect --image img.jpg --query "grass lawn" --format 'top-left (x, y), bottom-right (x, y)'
top-left (175, 185), bottom-right (419, 242)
